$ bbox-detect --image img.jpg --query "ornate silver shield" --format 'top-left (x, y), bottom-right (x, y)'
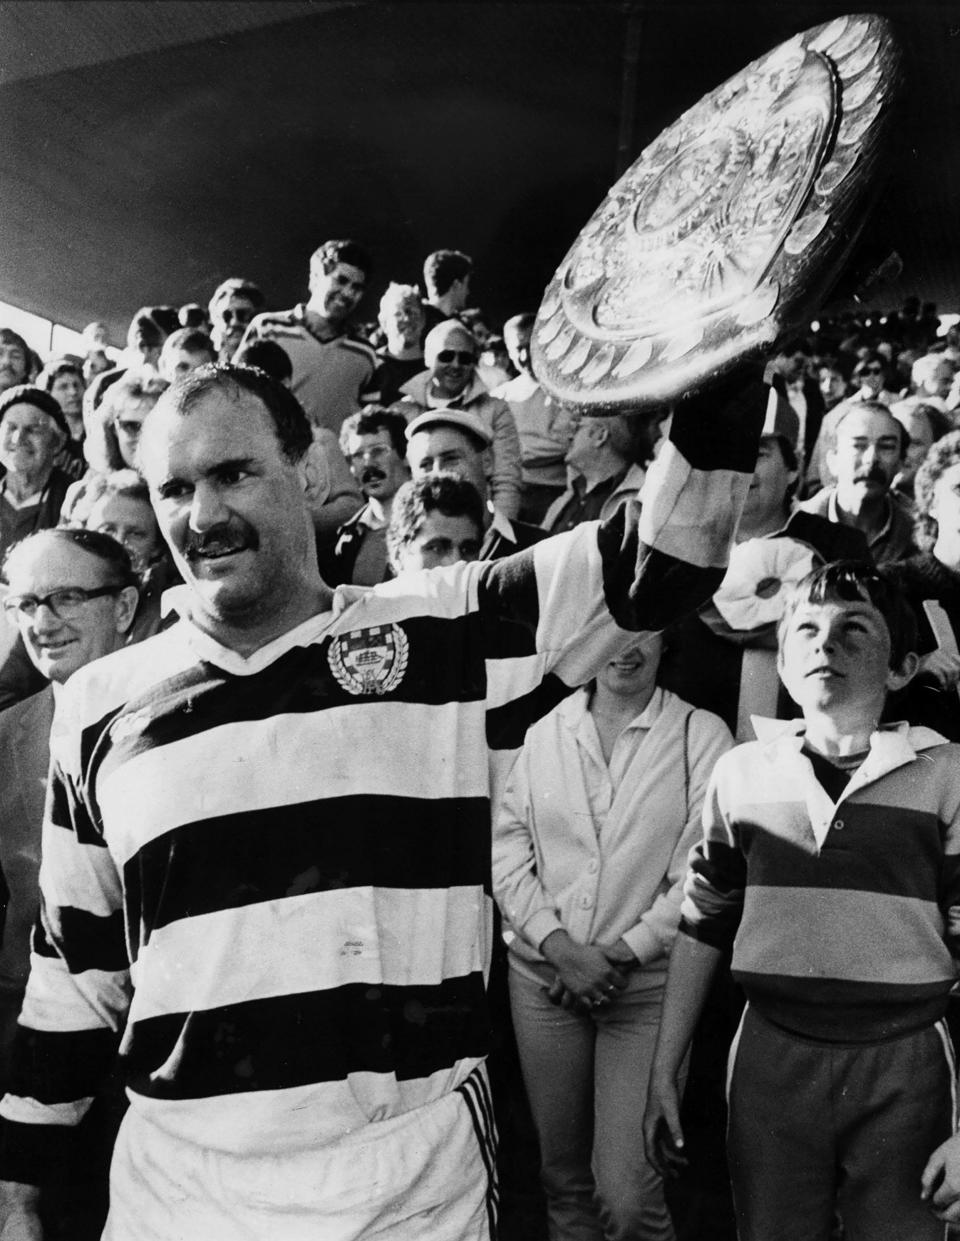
top-left (532, 14), bottom-right (902, 412)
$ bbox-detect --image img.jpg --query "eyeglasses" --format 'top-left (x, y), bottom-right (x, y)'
top-left (436, 350), bottom-right (476, 366)
top-left (348, 444), bottom-right (393, 465)
top-left (114, 419), bottom-right (144, 438)
top-left (3, 585), bottom-right (122, 621)
top-left (220, 308), bottom-right (254, 327)
top-left (863, 365), bottom-right (884, 375)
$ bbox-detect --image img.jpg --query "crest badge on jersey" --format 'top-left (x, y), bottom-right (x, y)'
top-left (328, 623), bottom-right (410, 696)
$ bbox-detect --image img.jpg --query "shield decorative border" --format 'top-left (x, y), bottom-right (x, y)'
top-left (328, 623), bottom-right (410, 697)
top-left (532, 14), bottom-right (902, 414)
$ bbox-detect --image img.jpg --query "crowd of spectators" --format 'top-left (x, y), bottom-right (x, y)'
top-left (2, 239), bottom-right (960, 1241)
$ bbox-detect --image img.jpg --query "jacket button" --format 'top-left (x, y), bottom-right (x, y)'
top-left (834, 819), bottom-right (844, 831)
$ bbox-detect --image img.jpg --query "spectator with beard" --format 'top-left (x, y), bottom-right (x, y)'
top-left (363, 284), bottom-right (426, 407)
top-left (208, 278), bottom-right (264, 363)
top-left (324, 407), bottom-right (410, 585)
top-left (799, 401), bottom-right (914, 565)
top-left (400, 319), bottom-right (522, 519)
top-left (0, 330), bottom-right (31, 394)
top-left (240, 239), bottom-right (376, 435)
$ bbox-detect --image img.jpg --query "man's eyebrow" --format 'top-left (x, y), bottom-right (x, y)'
top-left (206, 456), bottom-right (257, 476)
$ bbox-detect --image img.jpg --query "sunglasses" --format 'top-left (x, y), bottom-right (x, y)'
top-left (436, 350), bottom-right (476, 366)
top-left (863, 365), bottom-right (884, 375)
top-left (220, 308), bottom-right (254, 326)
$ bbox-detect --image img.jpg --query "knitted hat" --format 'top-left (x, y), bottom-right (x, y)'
top-left (0, 384), bottom-right (70, 438)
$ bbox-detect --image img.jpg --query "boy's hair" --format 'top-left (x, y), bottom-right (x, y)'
top-left (778, 560), bottom-right (918, 671)
top-left (386, 475), bottom-right (484, 569)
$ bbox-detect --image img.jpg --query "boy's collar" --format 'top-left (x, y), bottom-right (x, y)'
top-left (751, 714), bottom-right (947, 761)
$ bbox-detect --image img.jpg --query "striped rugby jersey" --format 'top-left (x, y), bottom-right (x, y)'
top-left (0, 384), bottom-right (764, 1180)
top-left (681, 717), bottom-right (960, 1042)
top-left (240, 306), bottom-right (376, 436)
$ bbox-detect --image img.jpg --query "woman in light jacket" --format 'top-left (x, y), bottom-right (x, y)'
top-left (493, 632), bottom-right (732, 1241)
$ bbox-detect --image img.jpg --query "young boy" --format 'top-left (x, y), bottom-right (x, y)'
top-left (644, 561), bottom-right (960, 1239)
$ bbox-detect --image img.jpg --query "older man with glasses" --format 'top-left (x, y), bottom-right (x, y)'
top-left (0, 528), bottom-right (139, 1238)
top-left (399, 319), bottom-right (522, 519)
top-left (0, 529), bottom-right (139, 1070)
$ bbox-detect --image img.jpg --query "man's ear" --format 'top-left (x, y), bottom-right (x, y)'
top-left (114, 585), bottom-right (140, 637)
top-left (887, 650), bottom-right (920, 694)
top-left (301, 437), bottom-right (331, 508)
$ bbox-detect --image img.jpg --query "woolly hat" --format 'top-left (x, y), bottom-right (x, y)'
top-left (0, 384), bottom-right (70, 438)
